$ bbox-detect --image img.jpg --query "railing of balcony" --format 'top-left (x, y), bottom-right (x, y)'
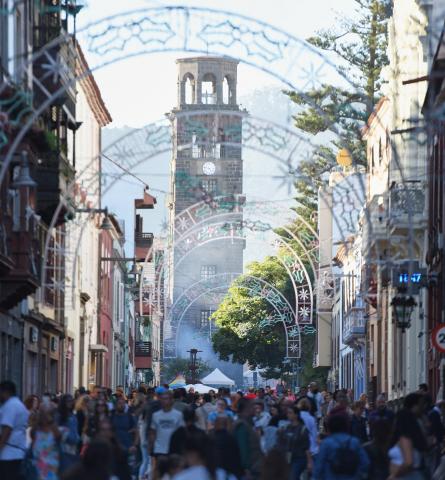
top-left (135, 232), bottom-right (154, 246)
top-left (343, 306), bottom-right (366, 343)
top-left (135, 341), bottom-right (152, 357)
top-left (389, 183), bottom-right (425, 219)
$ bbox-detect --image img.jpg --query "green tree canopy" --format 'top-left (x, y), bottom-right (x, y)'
top-left (211, 254), bottom-right (327, 385)
top-left (211, 257), bottom-right (287, 375)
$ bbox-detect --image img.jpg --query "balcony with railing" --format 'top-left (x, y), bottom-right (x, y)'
top-left (135, 232), bottom-right (154, 261)
top-left (135, 340), bottom-right (152, 369)
top-left (135, 341), bottom-right (152, 357)
top-left (388, 183), bottom-right (426, 232)
top-left (135, 232), bottom-right (154, 247)
top-left (343, 306), bottom-right (366, 346)
top-left (33, 7), bottom-right (77, 118)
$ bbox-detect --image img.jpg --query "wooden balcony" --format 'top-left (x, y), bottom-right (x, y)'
top-left (0, 154), bottom-right (40, 308)
top-left (0, 227), bottom-right (40, 309)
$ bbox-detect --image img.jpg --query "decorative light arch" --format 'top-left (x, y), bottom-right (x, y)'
top-left (163, 272), bottom-right (300, 359)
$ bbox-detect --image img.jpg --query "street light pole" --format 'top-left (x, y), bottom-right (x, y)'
top-left (187, 348), bottom-right (202, 384)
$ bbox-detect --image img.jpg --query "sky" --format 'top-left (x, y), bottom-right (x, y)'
top-left (77, 0), bottom-right (357, 127)
top-left (75, 0), bottom-right (357, 261)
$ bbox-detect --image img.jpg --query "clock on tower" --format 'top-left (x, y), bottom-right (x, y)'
top-left (202, 161), bottom-right (216, 175)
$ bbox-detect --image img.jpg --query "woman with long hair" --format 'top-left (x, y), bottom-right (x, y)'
top-left (388, 393), bottom-right (428, 480)
top-left (74, 395), bottom-right (90, 439)
top-left (85, 399), bottom-right (109, 442)
top-left (277, 405), bottom-right (311, 479)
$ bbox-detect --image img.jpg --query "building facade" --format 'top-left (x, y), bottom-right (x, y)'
top-left (96, 214), bottom-right (125, 389)
top-left (316, 166), bottom-right (366, 396)
top-left (364, 0), bottom-right (431, 402)
top-left (425, 12), bottom-right (445, 401)
top-left (134, 191), bottom-right (156, 386)
top-left (64, 44), bottom-right (111, 393)
top-left (0, 0), bottom-right (81, 396)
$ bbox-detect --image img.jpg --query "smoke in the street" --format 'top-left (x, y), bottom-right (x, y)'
top-left (176, 323), bottom-right (244, 385)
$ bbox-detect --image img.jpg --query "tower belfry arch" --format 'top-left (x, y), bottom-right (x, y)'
top-left (177, 57), bottom-right (239, 107)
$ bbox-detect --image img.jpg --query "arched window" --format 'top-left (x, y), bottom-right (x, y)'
top-left (223, 76), bottom-right (230, 104)
top-left (201, 73), bottom-right (217, 104)
top-left (183, 73), bottom-right (194, 104)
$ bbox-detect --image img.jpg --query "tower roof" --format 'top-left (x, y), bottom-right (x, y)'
top-left (176, 56), bottom-right (239, 64)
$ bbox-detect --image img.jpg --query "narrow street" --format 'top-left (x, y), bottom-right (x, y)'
top-left (0, 1), bottom-right (445, 479)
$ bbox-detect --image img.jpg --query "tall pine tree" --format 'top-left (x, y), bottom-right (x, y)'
top-left (286, 0), bottom-right (391, 204)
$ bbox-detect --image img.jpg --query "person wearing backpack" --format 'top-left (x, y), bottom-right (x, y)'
top-left (277, 405), bottom-right (312, 479)
top-left (313, 412), bottom-right (369, 479)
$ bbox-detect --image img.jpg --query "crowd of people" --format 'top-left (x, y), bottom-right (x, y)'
top-left (0, 379), bottom-right (445, 480)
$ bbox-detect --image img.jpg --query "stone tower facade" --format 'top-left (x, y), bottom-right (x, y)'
top-left (166, 57), bottom-right (244, 384)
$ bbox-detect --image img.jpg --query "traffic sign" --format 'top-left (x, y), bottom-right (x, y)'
top-left (432, 324), bottom-right (445, 354)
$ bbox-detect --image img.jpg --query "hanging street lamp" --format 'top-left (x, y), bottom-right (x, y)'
top-left (391, 293), bottom-right (417, 332)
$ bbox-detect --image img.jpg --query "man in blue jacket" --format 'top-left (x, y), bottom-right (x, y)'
top-left (314, 413), bottom-right (369, 479)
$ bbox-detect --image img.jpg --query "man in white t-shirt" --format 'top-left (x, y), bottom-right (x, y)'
top-left (0, 381), bottom-right (29, 480)
top-left (150, 390), bottom-right (184, 456)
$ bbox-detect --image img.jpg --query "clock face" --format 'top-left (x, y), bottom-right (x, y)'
top-left (202, 161), bottom-right (216, 176)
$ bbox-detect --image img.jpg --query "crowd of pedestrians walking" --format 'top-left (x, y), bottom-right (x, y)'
top-left (0, 379), bottom-right (445, 479)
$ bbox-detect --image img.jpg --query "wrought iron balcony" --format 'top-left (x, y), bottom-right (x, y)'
top-left (388, 183), bottom-right (426, 231)
top-left (135, 341), bottom-right (152, 357)
top-left (342, 306), bottom-right (366, 346)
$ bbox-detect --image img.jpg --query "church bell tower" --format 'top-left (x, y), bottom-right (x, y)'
top-left (166, 57), bottom-right (245, 384)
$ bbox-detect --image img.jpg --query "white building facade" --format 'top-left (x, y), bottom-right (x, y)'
top-left (64, 45), bottom-right (111, 391)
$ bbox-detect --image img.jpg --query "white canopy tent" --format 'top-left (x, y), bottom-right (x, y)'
top-left (201, 368), bottom-right (235, 386)
top-left (186, 384), bottom-right (216, 394)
